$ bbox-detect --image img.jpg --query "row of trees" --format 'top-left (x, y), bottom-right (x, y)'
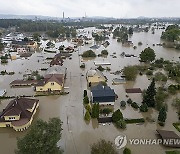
top-left (161, 24), bottom-right (180, 42)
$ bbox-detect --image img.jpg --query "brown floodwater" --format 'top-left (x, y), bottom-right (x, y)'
top-left (0, 26), bottom-right (180, 154)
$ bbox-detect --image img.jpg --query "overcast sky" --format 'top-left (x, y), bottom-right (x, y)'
top-left (0, 0), bottom-right (180, 18)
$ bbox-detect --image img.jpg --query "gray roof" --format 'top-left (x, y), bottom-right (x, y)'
top-left (91, 84), bottom-right (115, 98)
top-left (45, 65), bottom-right (67, 75)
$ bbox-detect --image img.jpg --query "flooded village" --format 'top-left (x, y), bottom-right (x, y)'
top-left (0, 18), bottom-right (180, 154)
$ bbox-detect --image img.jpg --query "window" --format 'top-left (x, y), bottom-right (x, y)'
top-left (51, 82), bottom-right (54, 85)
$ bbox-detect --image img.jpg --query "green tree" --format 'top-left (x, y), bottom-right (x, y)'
top-left (16, 118), bottom-right (63, 154)
top-left (116, 119), bottom-right (126, 129)
top-left (82, 50), bottom-right (96, 58)
top-left (123, 66), bottom-right (138, 81)
top-left (140, 47), bottom-right (156, 62)
top-left (139, 103), bottom-right (148, 112)
top-left (158, 106), bottom-right (167, 125)
top-left (84, 110), bottom-right (91, 121)
top-left (83, 90), bottom-right (87, 97)
top-left (142, 78), bottom-right (156, 107)
top-left (127, 98), bottom-right (133, 104)
top-left (123, 148), bottom-right (131, 154)
top-left (91, 139), bottom-right (118, 154)
top-left (128, 27), bottom-right (133, 35)
top-left (83, 96), bottom-right (89, 104)
top-left (33, 33), bottom-right (41, 42)
top-left (91, 103), bottom-right (100, 118)
top-left (112, 109), bottom-right (123, 122)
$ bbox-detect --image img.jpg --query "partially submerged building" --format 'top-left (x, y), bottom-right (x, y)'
top-left (90, 84), bottom-right (116, 106)
top-left (35, 66), bottom-right (67, 92)
top-left (86, 69), bottom-right (106, 85)
top-left (0, 98), bottom-right (39, 131)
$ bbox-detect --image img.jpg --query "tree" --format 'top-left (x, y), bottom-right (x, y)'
top-left (112, 109), bottom-right (123, 122)
top-left (83, 96), bottom-right (89, 104)
top-left (161, 25), bottom-right (180, 42)
top-left (123, 148), bottom-right (131, 154)
top-left (131, 102), bottom-right (139, 109)
top-left (123, 66), bottom-right (138, 81)
top-left (91, 103), bottom-right (100, 118)
top-left (84, 110), bottom-right (91, 121)
top-left (82, 50), bottom-right (96, 58)
top-left (116, 119), bottom-right (126, 129)
top-left (101, 50), bottom-right (108, 55)
top-left (128, 27), bottom-right (133, 35)
top-left (97, 66), bottom-right (104, 71)
top-left (139, 103), bottom-right (148, 112)
top-left (120, 101), bottom-right (126, 107)
top-left (91, 139), bottom-right (118, 154)
top-left (33, 33), bottom-right (41, 42)
top-left (127, 98), bottom-right (133, 104)
top-left (83, 90), bottom-right (87, 97)
top-left (16, 118), bottom-right (63, 154)
top-left (142, 78), bottom-right (156, 107)
top-left (158, 106), bottom-right (167, 125)
top-left (140, 47), bottom-right (156, 62)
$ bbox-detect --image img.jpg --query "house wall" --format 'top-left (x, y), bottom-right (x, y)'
top-left (0, 102), bottom-right (39, 131)
top-left (13, 102), bottom-right (39, 131)
top-left (4, 115), bottom-right (20, 121)
top-left (36, 81), bottom-right (62, 92)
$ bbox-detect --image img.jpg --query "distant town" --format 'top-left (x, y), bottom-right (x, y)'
top-left (0, 15), bottom-right (180, 154)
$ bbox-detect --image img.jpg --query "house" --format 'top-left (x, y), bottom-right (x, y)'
top-left (86, 69), bottom-right (106, 85)
top-left (17, 48), bottom-right (29, 55)
top-left (0, 97), bottom-right (39, 131)
top-left (35, 74), bottom-right (65, 92)
top-left (90, 84), bottom-right (116, 105)
top-left (35, 66), bottom-right (67, 92)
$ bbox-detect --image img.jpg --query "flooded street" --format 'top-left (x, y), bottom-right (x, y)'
top-left (0, 27), bottom-right (180, 154)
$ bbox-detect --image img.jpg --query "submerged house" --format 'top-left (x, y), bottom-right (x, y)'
top-left (0, 97), bottom-right (39, 131)
top-left (90, 84), bottom-right (116, 106)
top-left (35, 66), bottom-right (67, 92)
top-left (86, 69), bottom-right (106, 85)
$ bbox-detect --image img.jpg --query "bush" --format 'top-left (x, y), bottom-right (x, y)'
top-left (140, 103), bottom-right (148, 112)
top-left (120, 101), bottom-right (126, 107)
top-left (123, 148), bottom-right (131, 154)
top-left (154, 72), bottom-right (167, 82)
top-left (84, 110), bottom-right (91, 121)
top-left (101, 50), bottom-right (108, 55)
top-left (138, 42), bottom-right (142, 46)
top-left (125, 118), bottom-right (145, 124)
top-left (97, 66), bottom-right (104, 71)
top-left (83, 90), bottom-right (87, 97)
top-left (112, 109), bottom-right (123, 122)
top-left (146, 70), bottom-right (153, 76)
top-left (80, 63), bottom-right (85, 68)
top-left (100, 108), bottom-right (112, 115)
top-left (116, 119), bottom-right (126, 129)
top-left (82, 50), bottom-right (96, 58)
top-left (127, 98), bottom-right (133, 104)
top-left (83, 96), bottom-right (89, 104)
top-left (131, 102), bottom-right (139, 109)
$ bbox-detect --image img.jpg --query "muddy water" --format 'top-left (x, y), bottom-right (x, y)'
top-left (0, 27), bottom-right (180, 154)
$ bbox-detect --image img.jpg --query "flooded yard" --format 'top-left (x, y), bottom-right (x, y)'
top-left (0, 27), bottom-right (180, 154)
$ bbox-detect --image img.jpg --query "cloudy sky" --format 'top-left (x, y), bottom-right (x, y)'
top-left (0, 0), bottom-right (180, 18)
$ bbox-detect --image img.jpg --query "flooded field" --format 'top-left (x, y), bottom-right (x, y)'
top-left (0, 27), bottom-right (180, 154)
